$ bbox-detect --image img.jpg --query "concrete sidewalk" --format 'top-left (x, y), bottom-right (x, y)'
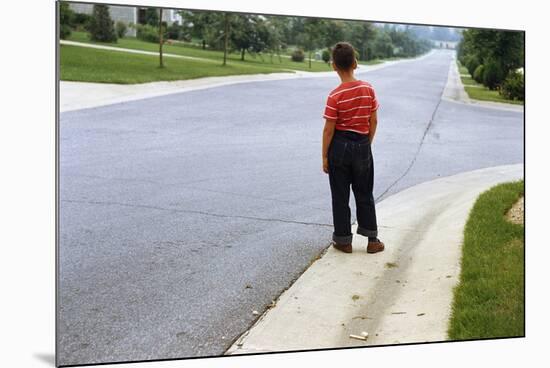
top-left (226, 164), bottom-right (523, 354)
top-left (60, 40), bottom-right (220, 63)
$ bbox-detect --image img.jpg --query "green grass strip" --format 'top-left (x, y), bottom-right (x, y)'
top-left (66, 31), bottom-right (334, 73)
top-left (60, 44), bottom-right (289, 84)
top-left (464, 86), bottom-right (524, 105)
top-left (448, 180), bottom-right (524, 340)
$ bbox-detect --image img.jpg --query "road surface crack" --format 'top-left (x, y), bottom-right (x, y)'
top-left (61, 199), bottom-right (333, 228)
top-left (375, 88), bottom-right (445, 202)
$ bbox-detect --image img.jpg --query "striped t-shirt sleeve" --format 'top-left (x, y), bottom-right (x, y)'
top-left (323, 96), bottom-right (338, 120)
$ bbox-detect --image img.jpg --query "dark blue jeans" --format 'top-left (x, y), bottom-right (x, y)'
top-left (328, 130), bottom-right (378, 245)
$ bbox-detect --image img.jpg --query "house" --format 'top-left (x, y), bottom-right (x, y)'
top-left (68, 3), bottom-right (183, 37)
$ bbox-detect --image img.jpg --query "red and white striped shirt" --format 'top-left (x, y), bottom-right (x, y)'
top-left (323, 80), bottom-right (379, 135)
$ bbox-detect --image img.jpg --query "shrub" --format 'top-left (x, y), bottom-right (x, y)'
top-left (59, 2), bottom-right (73, 39)
top-left (135, 24), bottom-right (160, 43)
top-left (500, 71), bottom-right (524, 101)
top-left (322, 49), bottom-right (330, 63)
top-left (89, 5), bottom-right (117, 43)
top-left (115, 21), bottom-right (127, 38)
top-left (482, 59), bottom-right (504, 90)
top-left (291, 48), bottom-right (305, 62)
top-left (60, 24), bottom-right (72, 40)
top-left (465, 55), bottom-right (480, 77)
top-left (473, 64), bottom-right (485, 83)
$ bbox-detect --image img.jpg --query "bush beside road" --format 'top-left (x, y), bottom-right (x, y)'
top-left (457, 62), bottom-right (523, 106)
top-left (448, 180), bottom-right (524, 340)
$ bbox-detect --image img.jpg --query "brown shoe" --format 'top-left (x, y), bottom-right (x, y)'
top-left (367, 240), bottom-right (385, 254)
top-left (332, 242), bottom-right (352, 253)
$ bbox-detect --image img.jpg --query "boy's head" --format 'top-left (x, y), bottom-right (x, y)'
top-left (331, 42), bottom-right (357, 72)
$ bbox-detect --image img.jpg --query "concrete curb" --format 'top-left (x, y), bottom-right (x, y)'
top-left (59, 48), bottom-right (436, 113)
top-left (441, 54), bottom-right (523, 113)
top-left (226, 164), bottom-right (523, 354)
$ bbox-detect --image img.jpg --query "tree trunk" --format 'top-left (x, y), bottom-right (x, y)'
top-left (241, 48), bottom-right (245, 61)
top-left (309, 50), bottom-right (312, 69)
top-left (223, 13), bottom-right (229, 66)
top-left (158, 8), bottom-right (164, 68)
top-left (202, 39), bottom-right (206, 50)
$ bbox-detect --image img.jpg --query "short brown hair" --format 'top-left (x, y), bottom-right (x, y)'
top-left (331, 42), bottom-right (356, 70)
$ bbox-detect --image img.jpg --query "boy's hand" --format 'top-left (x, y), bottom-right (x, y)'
top-left (322, 157), bottom-right (329, 174)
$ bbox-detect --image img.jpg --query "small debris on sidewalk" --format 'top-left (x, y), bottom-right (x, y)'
top-left (245, 284), bottom-right (252, 289)
top-left (385, 262), bottom-right (398, 269)
top-left (252, 310), bottom-right (259, 315)
top-left (391, 312), bottom-right (407, 315)
top-left (417, 313), bottom-right (425, 316)
top-left (349, 333), bottom-right (369, 341)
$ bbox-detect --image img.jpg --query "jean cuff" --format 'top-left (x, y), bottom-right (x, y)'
top-left (357, 226), bottom-right (378, 238)
top-left (332, 233), bottom-right (353, 245)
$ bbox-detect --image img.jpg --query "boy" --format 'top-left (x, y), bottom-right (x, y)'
top-left (321, 42), bottom-right (384, 254)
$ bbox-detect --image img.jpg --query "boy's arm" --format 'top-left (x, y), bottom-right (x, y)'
top-left (322, 119), bottom-right (336, 174)
top-left (369, 110), bottom-right (378, 144)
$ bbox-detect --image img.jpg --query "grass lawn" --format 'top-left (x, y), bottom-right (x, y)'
top-left (66, 31), bottom-right (334, 73)
top-left (463, 86), bottom-right (524, 105)
top-left (457, 62), bottom-right (524, 105)
top-left (448, 180), bottom-right (524, 340)
top-left (60, 44), bottom-right (289, 84)
top-left (62, 31), bottom-right (423, 84)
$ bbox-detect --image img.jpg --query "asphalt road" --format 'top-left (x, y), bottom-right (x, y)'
top-left (58, 49), bottom-right (523, 365)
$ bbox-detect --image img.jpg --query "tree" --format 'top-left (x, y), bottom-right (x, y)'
top-left (248, 16), bottom-right (272, 61)
top-left (265, 17), bottom-right (286, 63)
top-left (458, 29), bottom-right (524, 90)
top-left (59, 2), bottom-right (74, 40)
top-left (230, 14), bottom-right (256, 61)
top-left (372, 31), bottom-right (394, 59)
top-left (347, 21), bottom-right (377, 61)
top-left (322, 20), bottom-right (347, 49)
top-left (179, 10), bottom-right (223, 50)
top-left (223, 12), bottom-right (230, 66)
top-left (158, 8), bottom-right (164, 68)
top-left (300, 18), bottom-right (325, 68)
top-left (89, 5), bottom-right (117, 43)
top-left (145, 7), bottom-right (159, 26)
